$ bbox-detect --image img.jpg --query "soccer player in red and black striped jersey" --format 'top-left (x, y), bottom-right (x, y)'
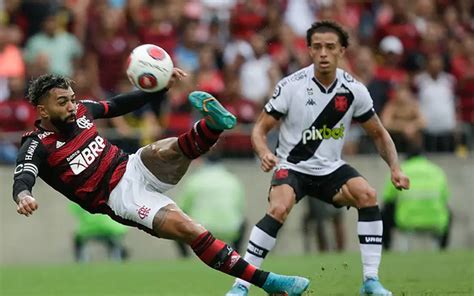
top-left (12, 73), bottom-right (309, 295)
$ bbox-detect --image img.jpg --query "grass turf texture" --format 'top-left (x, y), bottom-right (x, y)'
top-left (1, 250), bottom-right (472, 296)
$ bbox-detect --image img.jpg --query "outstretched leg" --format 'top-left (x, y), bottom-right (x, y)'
top-left (153, 204), bottom-right (309, 296)
top-left (228, 184), bottom-right (296, 295)
top-left (140, 91), bottom-right (237, 184)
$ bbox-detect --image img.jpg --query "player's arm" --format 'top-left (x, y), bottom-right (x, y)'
top-left (252, 110), bottom-right (280, 172)
top-left (82, 89), bottom-right (168, 119)
top-left (12, 137), bottom-right (46, 217)
top-left (83, 68), bottom-right (187, 119)
top-left (360, 114), bottom-right (410, 190)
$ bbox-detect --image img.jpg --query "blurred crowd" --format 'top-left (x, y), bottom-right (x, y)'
top-left (0, 0), bottom-right (473, 163)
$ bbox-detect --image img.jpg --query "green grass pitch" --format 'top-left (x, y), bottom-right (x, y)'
top-left (1, 250), bottom-right (472, 295)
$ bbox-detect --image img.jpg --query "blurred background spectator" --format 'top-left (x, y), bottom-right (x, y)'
top-left (0, 0), bottom-right (472, 157)
top-left (70, 203), bottom-right (129, 262)
top-left (381, 145), bottom-right (452, 251)
top-left (175, 147), bottom-right (246, 257)
top-left (301, 197), bottom-right (346, 253)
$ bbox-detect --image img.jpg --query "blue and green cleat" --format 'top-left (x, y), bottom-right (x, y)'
top-left (360, 277), bottom-right (393, 296)
top-left (262, 273), bottom-right (310, 296)
top-left (188, 91), bottom-right (237, 130)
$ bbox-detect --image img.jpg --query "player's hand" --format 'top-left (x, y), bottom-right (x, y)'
top-left (391, 168), bottom-right (410, 190)
top-left (166, 67), bottom-right (187, 89)
top-left (260, 152), bottom-right (279, 172)
top-left (16, 195), bottom-right (38, 217)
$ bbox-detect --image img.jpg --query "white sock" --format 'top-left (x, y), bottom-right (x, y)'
top-left (358, 218), bottom-right (383, 280)
top-left (234, 226), bottom-right (277, 288)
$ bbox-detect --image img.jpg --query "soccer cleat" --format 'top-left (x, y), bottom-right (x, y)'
top-left (262, 273), bottom-right (310, 296)
top-left (225, 283), bottom-right (249, 296)
top-left (360, 277), bottom-right (393, 296)
top-left (188, 91), bottom-right (237, 130)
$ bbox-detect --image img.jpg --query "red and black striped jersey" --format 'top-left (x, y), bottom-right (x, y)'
top-left (13, 101), bottom-right (128, 213)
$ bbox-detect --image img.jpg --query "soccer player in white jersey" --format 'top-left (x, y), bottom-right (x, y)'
top-left (226, 20), bottom-right (410, 296)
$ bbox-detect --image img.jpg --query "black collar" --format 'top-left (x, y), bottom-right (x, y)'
top-left (312, 77), bottom-right (338, 94)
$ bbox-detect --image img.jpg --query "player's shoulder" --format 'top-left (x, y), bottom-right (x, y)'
top-left (337, 69), bottom-right (369, 93)
top-left (279, 65), bottom-right (314, 89)
top-left (20, 129), bottom-right (49, 145)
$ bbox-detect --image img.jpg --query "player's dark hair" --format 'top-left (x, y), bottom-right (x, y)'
top-left (306, 20), bottom-right (349, 48)
top-left (27, 74), bottom-right (73, 106)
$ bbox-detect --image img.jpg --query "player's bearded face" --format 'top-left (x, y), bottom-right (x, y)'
top-left (309, 32), bottom-right (345, 75)
top-left (50, 112), bottom-right (76, 134)
top-left (46, 87), bottom-right (77, 134)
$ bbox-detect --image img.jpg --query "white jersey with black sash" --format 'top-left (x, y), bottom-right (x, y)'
top-left (264, 66), bottom-right (375, 176)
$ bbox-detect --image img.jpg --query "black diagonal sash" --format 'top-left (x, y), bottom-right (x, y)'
top-left (287, 91), bottom-right (354, 164)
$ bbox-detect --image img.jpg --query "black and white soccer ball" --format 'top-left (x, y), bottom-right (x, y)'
top-left (126, 44), bottom-right (174, 92)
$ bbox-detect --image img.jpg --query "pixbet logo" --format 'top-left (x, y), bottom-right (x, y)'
top-left (68, 136), bottom-right (106, 175)
top-left (302, 124), bottom-right (345, 144)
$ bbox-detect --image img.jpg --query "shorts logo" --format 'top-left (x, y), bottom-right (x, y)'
top-left (68, 136), bottom-right (106, 175)
top-left (275, 169), bottom-right (288, 179)
top-left (137, 205), bottom-right (151, 220)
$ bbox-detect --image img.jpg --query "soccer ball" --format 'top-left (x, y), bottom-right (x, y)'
top-left (126, 44), bottom-right (174, 92)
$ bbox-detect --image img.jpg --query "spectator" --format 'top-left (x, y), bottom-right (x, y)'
top-left (174, 19), bottom-right (201, 73)
top-left (175, 149), bottom-right (246, 256)
top-left (0, 24), bottom-right (25, 101)
top-left (302, 197), bottom-right (345, 253)
top-left (375, 35), bottom-right (408, 87)
top-left (414, 52), bottom-right (458, 152)
top-left (0, 77), bottom-right (35, 164)
top-left (451, 35), bottom-right (474, 151)
top-left (382, 145), bottom-right (452, 251)
top-left (381, 86), bottom-right (425, 152)
top-left (23, 10), bottom-right (83, 77)
top-left (239, 33), bottom-right (280, 108)
top-left (70, 203), bottom-right (129, 262)
top-left (195, 45), bottom-right (225, 97)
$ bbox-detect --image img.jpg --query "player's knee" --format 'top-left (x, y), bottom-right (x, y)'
top-left (148, 138), bottom-right (181, 161)
top-left (354, 187), bottom-right (377, 208)
top-left (267, 203), bottom-right (291, 222)
top-left (176, 220), bottom-right (204, 243)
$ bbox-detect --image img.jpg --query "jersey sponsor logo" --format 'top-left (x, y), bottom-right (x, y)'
top-left (335, 96), bottom-right (348, 112)
top-left (76, 115), bottom-right (94, 130)
top-left (302, 124), bottom-right (345, 144)
top-left (68, 136), bottom-right (106, 175)
top-left (25, 140), bottom-right (39, 161)
top-left (37, 131), bottom-right (54, 140)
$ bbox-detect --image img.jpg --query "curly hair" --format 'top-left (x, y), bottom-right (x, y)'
top-left (27, 74), bottom-right (73, 106)
top-left (306, 20), bottom-right (350, 48)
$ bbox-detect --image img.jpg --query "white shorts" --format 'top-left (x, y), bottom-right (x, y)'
top-left (107, 148), bottom-right (176, 229)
